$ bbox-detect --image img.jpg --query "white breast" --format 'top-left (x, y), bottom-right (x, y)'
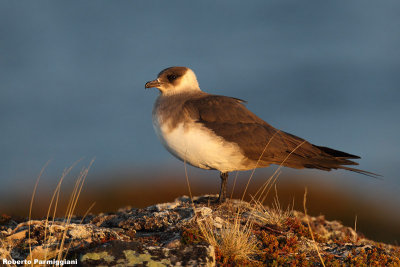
top-left (152, 118), bottom-right (249, 173)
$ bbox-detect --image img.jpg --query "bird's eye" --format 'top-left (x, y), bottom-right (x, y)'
top-left (167, 74), bottom-right (178, 82)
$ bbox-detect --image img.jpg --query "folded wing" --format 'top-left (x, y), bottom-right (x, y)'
top-left (183, 95), bottom-right (379, 178)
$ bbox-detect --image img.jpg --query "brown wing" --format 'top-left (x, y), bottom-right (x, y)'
top-left (183, 95), bottom-right (378, 176)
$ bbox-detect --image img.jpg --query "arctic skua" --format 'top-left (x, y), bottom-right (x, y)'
top-left (145, 66), bottom-right (379, 203)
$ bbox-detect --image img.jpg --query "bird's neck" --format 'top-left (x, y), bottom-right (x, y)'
top-left (161, 86), bottom-right (201, 96)
top-left (158, 90), bottom-right (206, 101)
top-left (153, 91), bottom-right (207, 125)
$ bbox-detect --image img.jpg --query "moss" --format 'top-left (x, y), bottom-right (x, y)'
top-left (81, 251), bottom-right (115, 262)
top-left (258, 230), bottom-right (305, 265)
top-left (343, 246), bottom-right (400, 266)
top-left (123, 250), bottom-right (171, 267)
top-left (181, 226), bottom-right (205, 245)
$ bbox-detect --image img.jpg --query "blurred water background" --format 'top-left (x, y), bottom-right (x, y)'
top-left (1, 1), bottom-right (399, 243)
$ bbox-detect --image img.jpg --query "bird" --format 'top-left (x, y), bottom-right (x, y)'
top-left (145, 66), bottom-right (379, 203)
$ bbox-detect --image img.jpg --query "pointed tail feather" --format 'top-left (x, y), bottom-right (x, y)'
top-left (339, 166), bottom-right (382, 179)
top-left (314, 145), bottom-right (360, 159)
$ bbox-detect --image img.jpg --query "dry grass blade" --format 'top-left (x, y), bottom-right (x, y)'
top-left (43, 162), bottom-right (79, 262)
top-left (258, 170), bottom-right (282, 204)
top-left (61, 201), bottom-right (97, 259)
top-left (196, 214), bottom-right (258, 263)
top-left (250, 185), bottom-right (293, 227)
top-left (28, 160), bottom-right (51, 266)
top-left (80, 202), bottom-right (96, 224)
top-left (354, 214), bottom-right (357, 233)
top-left (303, 188), bottom-right (325, 267)
top-left (56, 159), bottom-right (94, 262)
top-left (241, 130), bottom-right (281, 202)
top-left (254, 140), bottom-right (307, 204)
top-left (24, 159), bottom-right (93, 266)
top-left (183, 157), bottom-right (193, 203)
top-left (230, 171), bottom-right (239, 199)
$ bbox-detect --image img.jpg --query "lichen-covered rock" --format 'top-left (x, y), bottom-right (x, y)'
top-left (0, 195), bottom-right (399, 266)
top-left (79, 240), bottom-right (215, 266)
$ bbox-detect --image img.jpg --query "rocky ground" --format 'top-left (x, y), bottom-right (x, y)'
top-left (1, 195), bottom-right (399, 266)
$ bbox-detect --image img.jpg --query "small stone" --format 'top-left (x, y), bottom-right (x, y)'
top-left (195, 207), bottom-right (212, 217)
top-left (213, 217), bottom-right (224, 229)
top-left (164, 238), bottom-right (181, 249)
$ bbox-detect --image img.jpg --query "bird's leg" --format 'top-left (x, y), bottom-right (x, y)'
top-left (217, 172), bottom-right (229, 203)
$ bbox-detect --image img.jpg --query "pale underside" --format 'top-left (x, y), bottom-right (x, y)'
top-left (153, 119), bottom-right (259, 172)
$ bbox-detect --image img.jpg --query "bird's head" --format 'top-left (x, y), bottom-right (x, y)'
top-left (145, 66), bottom-right (201, 95)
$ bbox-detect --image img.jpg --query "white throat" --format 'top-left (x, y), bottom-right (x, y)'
top-left (163, 69), bottom-right (201, 96)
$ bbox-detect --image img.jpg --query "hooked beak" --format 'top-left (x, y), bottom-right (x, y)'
top-left (145, 79), bottom-right (162, 89)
